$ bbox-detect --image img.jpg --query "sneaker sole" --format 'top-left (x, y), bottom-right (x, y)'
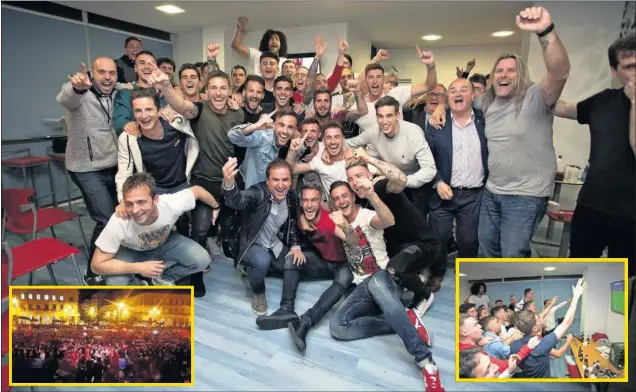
top-left (288, 321), bottom-right (306, 352)
top-left (256, 313), bottom-right (300, 330)
top-left (252, 307), bottom-right (267, 316)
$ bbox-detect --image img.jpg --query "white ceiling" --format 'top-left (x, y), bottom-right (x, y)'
top-left (458, 262), bottom-right (604, 281)
top-left (56, 0), bottom-right (528, 48)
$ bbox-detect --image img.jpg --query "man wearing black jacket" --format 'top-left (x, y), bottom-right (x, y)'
top-left (222, 158), bottom-right (304, 316)
top-left (115, 37), bottom-right (142, 83)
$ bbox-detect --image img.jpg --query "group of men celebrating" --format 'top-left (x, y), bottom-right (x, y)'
top-left (56, 3), bottom-right (634, 389)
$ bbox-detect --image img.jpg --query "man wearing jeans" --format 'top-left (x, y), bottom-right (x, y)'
top-left (57, 57), bottom-right (122, 285)
top-left (327, 181), bottom-right (444, 392)
top-left (430, 7), bottom-right (571, 257)
top-left (91, 173), bottom-right (217, 286)
top-left (221, 158), bottom-right (304, 316)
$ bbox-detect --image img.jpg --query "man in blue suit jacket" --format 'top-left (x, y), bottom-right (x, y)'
top-left (424, 78), bottom-right (488, 259)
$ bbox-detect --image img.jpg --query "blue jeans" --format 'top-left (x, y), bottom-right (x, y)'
top-left (68, 167), bottom-right (118, 277)
top-left (478, 189), bottom-right (548, 258)
top-left (329, 270), bottom-right (432, 363)
top-left (242, 244), bottom-right (291, 295)
top-left (104, 232), bottom-right (209, 285)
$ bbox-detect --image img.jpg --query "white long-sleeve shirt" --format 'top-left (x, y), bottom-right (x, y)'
top-left (544, 300), bottom-right (569, 330)
top-left (345, 120), bottom-right (437, 188)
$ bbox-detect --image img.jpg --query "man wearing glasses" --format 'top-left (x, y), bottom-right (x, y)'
top-left (404, 85), bottom-right (447, 132)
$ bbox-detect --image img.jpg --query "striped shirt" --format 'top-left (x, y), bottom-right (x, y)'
top-left (450, 111), bottom-right (484, 189)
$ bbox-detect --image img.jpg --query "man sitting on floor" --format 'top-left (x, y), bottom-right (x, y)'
top-left (92, 173), bottom-right (218, 288)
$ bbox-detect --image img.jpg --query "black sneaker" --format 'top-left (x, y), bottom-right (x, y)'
top-left (84, 273), bottom-right (106, 286)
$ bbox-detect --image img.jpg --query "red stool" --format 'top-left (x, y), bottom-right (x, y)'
top-left (546, 210), bottom-right (574, 257)
top-left (2, 149), bottom-right (57, 209)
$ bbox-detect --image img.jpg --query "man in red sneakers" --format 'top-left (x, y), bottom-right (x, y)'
top-left (327, 180), bottom-right (444, 391)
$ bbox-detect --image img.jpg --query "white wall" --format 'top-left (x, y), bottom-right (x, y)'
top-left (525, 1), bottom-right (624, 212)
top-left (582, 264), bottom-right (625, 343)
top-left (240, 22), bottom-right (348, 75)
top-left (459, 278), bottom-right (471, 304)
top-left (173, 30), bottom-right (203, 67)
top-left (378, 43), bottom-right (521, 87)
top-left (346, 23), bottom-right (372, 73)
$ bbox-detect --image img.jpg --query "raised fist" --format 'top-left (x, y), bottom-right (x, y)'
top-left (330, 210), bottom-right (349, 231)
top-left (375, 49), bottom-right (389, 62)
top-left (516, 7), bottom-right (552, 33)
top-left (207, 43), bottom-right (221, 59)
top-left (237, 17), bottom-right (249, 31)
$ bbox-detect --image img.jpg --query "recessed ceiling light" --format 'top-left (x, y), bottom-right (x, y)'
top-left (544, 267), bottom-right (556, 271)
top-left (492, 31), bottom-right (514, 38)
top-left (156, 5), bottom-right (185, 14)
top-left (421, 35), bottom-right (442, 41)
top-left (459, 273), bottom-right (467, 277)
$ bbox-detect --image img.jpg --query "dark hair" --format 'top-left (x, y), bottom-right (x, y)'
top-left (608, 34), bottom-right (636, 69)
top-left (178, 63), bottom-right (201, 79)
top-left (299, 118), bottom-right (320, 131)
top-left (329, 180), bottom-right (353, 195)
top-left (125, 37), bottom-right (142, 47)
top-left (135, 50), bottom-right (156, 61)
top-left (282, 59), bottom-right (296, 67)
top-left (300, 182), bottom-right (323, 198)
top-left (157, 57), bottom-right (175, 70)
top-left (231, 65), bottom-right (247, 75)
top-left (490, 305), bottom-right (507, 316)
top-left (524, 288), bottom-right (533, 296)
top-left (485, 74), bottom-right (491, 80)
top-left (344, 54), bottom-right (353, 67)
top-left (543, 299), bottom-right (551, 307)
top-left (495, 299), bottom-right (503, 304)
top-left (265, 158), bottom-right (292, 179)
top-left (479, 315), bottom-right (495, 331)
top-left (469, 73), bottom-right (487, 87)
top-left (321, 121), bottom-right (344, 136)
top-left (458, 348), bottom-right (482, 378)
top-left (130, 88), bottom-right (160, 109)
top-left (122, 173), bottom-right (156, 198)
top-left (273, 107), bottom-right (297, 122)
top-left (259, 30), bottom-right (288, 57)
top-left (239, 74), bottom-right (266, 93)
top-left (459, 303), bottom-right (476, 314)
top-left (365, 63), bottom-right (384, 75)
top-left (374, 95), bottom-right (400, 113)
top-left (313, 88), bottom-right (331, 101)
top-left (260, 51), bottom-right (280, 64)
top-left (206, 70), bottom-right (231, 88)
top-left (470, 282), bottom-right (487, 295)
top-left (274, 75), bottom-right (294, 88)
top-left (523, 300), bottom-right (535, 310)
top-left (513, 309), bottom-right (537, 335)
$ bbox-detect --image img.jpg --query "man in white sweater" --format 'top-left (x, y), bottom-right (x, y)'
top-left (345, 96), bottom-right (437, 215)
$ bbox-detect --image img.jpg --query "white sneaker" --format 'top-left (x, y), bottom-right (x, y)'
top-left (152, 274), bottom-right (175, 286)
top-left (408, 292), bottom-right (435, 318)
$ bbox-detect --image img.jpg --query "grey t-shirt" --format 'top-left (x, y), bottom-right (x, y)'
top-left (476, 84), bottom-right (556, 197)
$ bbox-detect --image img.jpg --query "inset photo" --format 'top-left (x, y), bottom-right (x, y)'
top-left (456, 259), bottom-right (627, 382)
top-left (9, 286), bottom-right (193, 386)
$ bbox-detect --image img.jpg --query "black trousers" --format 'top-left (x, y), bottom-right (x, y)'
top-left (387, 240), bottom-right (441, 297)
top-left (569, 205), bottom-right (635, 277)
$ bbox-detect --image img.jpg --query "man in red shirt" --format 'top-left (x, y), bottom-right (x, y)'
top-left (256, 184), bottom-right (359, 345)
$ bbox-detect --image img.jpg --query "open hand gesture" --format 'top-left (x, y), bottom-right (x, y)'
top-left (69, 63), bottom-right (92, 90)
top-left (516, 7), bottom-right (552, 33)
top-left (572, 278), bottom-right (587, 299)
top-left (315, 34), bottom-right (327, 59)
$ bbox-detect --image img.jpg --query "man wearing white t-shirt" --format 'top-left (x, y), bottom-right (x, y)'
top-left (92, 173), bottom-right (219, 290)
top-left (231, 17), bottom-right (288, 75)
top-left (327, 180), bottom-right (445, 391)
top-left (355, 47), bottom-right (437, 132)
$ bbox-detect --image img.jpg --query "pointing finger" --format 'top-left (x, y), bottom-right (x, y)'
top-left (80, 63), bottom-right (88, 75)
top-left (268, 108), bottom-right (278, 117)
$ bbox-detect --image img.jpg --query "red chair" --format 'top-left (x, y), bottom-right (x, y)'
top-left (2, 240), bottom-right (83, 286)
top-left (546, 210), bottom-right (574, 257)
top-left (2, 311), bottom-right (8, 357)
top-left (2, 363), bottom-right (9, 392)
top-left (2, 149), bottom-right (56, 209)
top-left (1, 188), bottom-right (89, 256)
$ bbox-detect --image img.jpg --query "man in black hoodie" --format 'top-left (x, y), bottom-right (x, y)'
top-left (115, 37), bottom-right (143, 83)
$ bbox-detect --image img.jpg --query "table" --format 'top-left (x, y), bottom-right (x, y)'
top-left (570, 338), bottom-right (623, 378)
top-left (546, 180), bottom-right (583, 239)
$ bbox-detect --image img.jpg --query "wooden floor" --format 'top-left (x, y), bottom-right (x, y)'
top-left (6, 203), bottom-right (588, 391)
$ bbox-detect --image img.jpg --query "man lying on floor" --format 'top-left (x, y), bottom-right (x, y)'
top-left (91, 173), bottom-right (219, 286)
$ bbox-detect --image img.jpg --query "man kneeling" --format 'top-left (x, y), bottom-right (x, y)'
top-left (92, 173), bottom-right (220, 287)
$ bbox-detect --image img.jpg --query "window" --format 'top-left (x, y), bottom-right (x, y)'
top-left (36, 304), bottom-right (41, 311)
top-left (44, 304), bottom-right (49, 311)
top-left (20, 293), bottom-right (24, 300)
top-left (44, 295), bottom-right (49, 300)
top-left (28, 294), bottom-right (32, 300)
top-left (52, 304), bottom-right (56, 311)
top-left (36, 294), bottom-right (41, 300)
top-left (60, 304), bottom-right (64, 310)
top-left (60, 296), bottom-right (64, 301)
top-left (69, 297), bottom-right (74, 301)
top-left (52, 295), bottom-right (56, 301)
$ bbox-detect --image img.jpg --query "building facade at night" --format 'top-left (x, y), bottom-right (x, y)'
top-left (100, 290), bottom-right (191, 327)
top-left (11, 289), bottom-right (80, 325)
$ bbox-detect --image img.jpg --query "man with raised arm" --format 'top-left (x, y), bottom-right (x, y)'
top-left (430, 6), bottom-right (571, 258)
top-left (231, 17), bottom-right (288, 75)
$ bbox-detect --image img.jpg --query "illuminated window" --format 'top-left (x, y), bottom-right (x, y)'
top-left (60, 296), bottom-right (64, 301)
top-left (28, 294), bottom-right (32, 300)
top-left (44, 295), bottom-right (49, 300)
top-left (52, 295), bottom-right (56, 301)
top-left (20, 293), bottom-right (25, 300)
top-left (36, 294), bottom-right (41, 300)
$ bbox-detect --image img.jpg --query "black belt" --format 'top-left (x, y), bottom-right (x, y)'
top-left (451, 185), bottom-right (484, 191)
